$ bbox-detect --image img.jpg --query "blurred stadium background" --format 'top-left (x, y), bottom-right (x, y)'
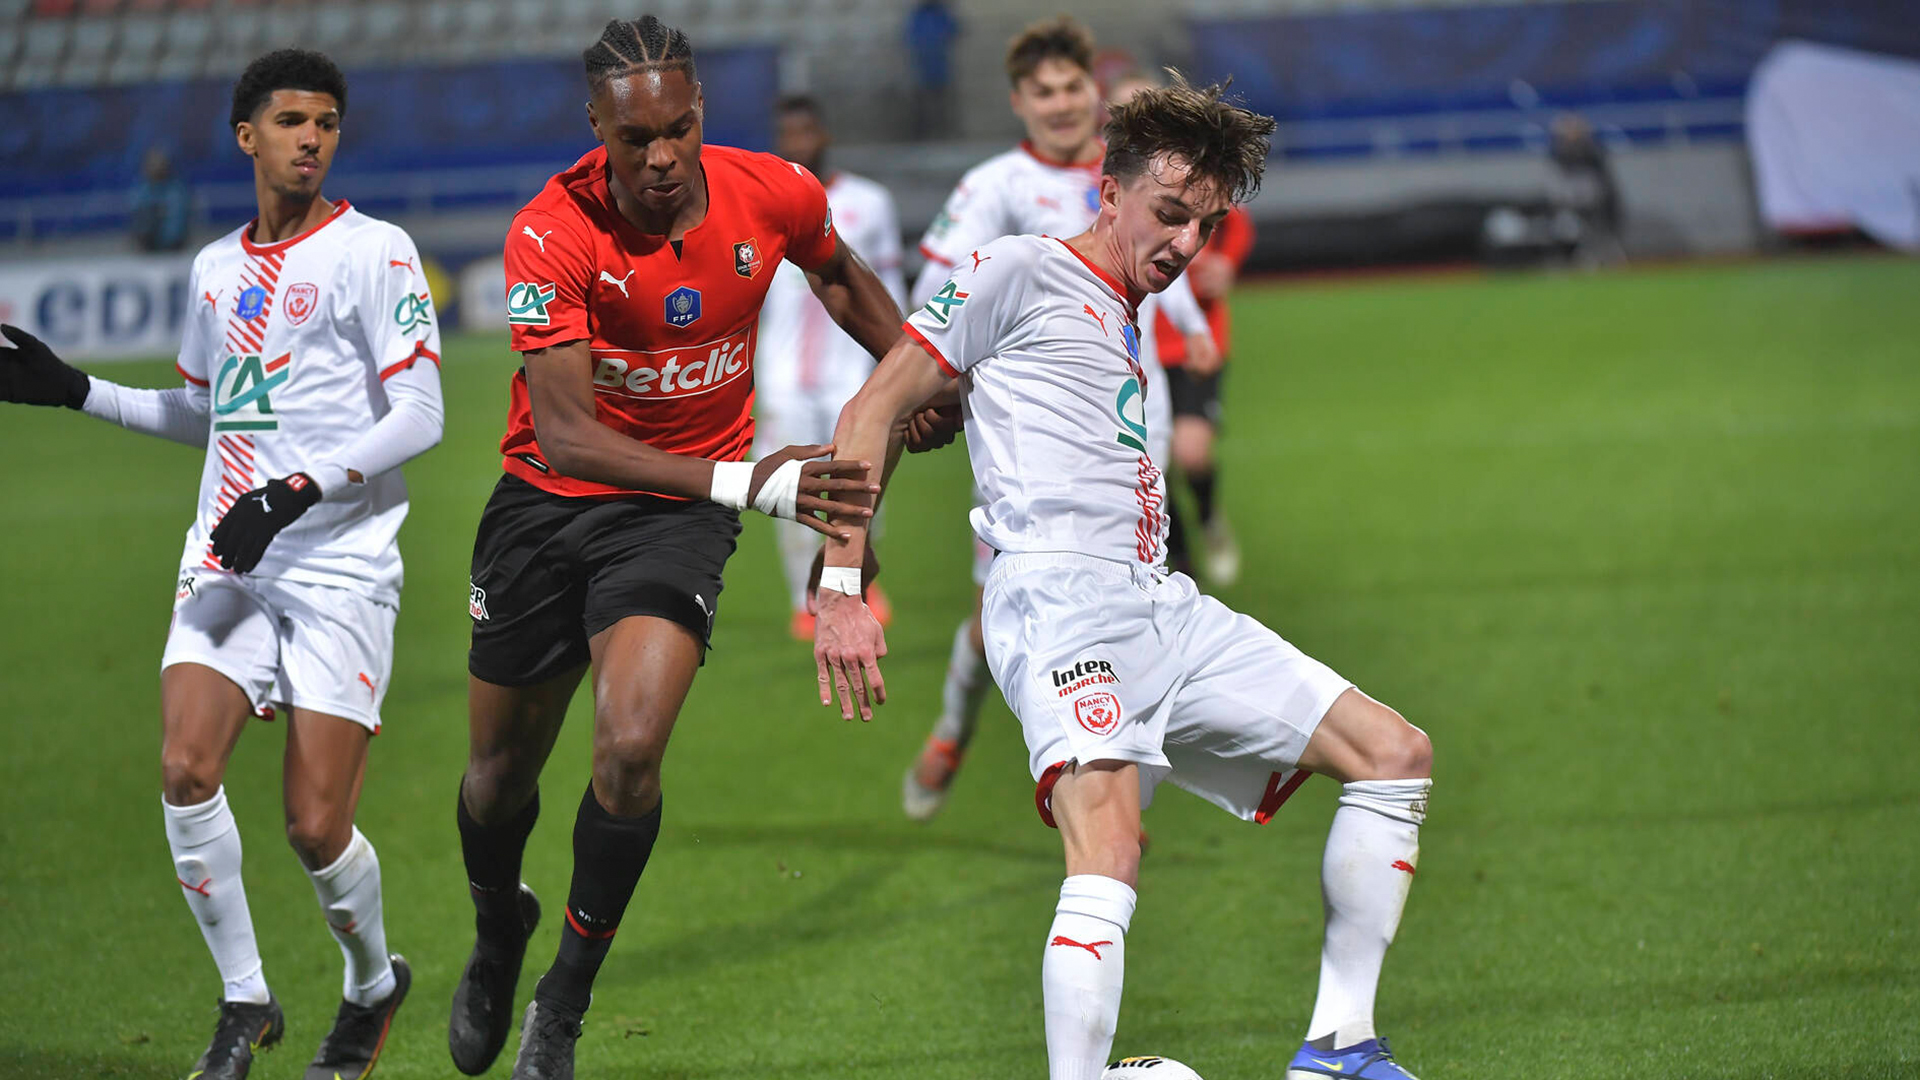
top-left (4, 0), bottom-right (1919, 356)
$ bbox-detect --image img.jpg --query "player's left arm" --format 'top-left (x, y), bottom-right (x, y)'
top-left (796, 235), bottom-right (901, 363)
top-left (208, 229), bottom-right (446, 573)
top-left (813, 335), bottom-right (955, 721)
top-left (1158, 270), bottom-right (1220, 375)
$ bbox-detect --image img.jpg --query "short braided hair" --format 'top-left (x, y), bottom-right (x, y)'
top-left (584, 16), bottom-right (697, 88)
top-left (1103, 72), bottom-right (1275, 205)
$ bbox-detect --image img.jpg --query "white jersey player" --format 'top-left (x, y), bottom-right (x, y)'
top-left (900, 16), bottom-right (1218, 820)
top-left (0, 51), bottom-right (438, 1080)
top-left (755, 95), bottom-right (906, 635)
top-left (816, 79), bottom-right (1434, 1080)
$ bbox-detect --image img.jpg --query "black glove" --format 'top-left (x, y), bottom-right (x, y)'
top-left (1, 324), bottom-right (90, 409)
top-left (209, 473), bottom-right (323, 573)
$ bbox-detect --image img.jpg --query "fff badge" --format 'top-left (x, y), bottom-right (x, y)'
top-left (664, 285), bottom-right (701, 328)
top-left (236, 285), bottom-right (268, 321)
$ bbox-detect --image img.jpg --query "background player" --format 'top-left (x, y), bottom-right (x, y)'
top-left (900, 17), bottom-right (1217, 820)
top-left (0, 49), bottom-right (440, 1080)
top-left (755, 93), bottom-right (906, 639)
top-left (815, 77), bottom-right (1434, 1080)
top-left (447, 19), bottom-right (927, 1080)
top-left (1109, 70), bottom-right (1258, 584)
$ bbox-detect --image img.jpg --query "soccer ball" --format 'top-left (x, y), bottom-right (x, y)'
top-left (1104, 1056), bottom-right (1204, 1080)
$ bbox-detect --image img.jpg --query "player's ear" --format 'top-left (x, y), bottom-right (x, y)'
top-left (234, 120), bottom-right (256, 158)
top-left (694, 83), bottom-right (705, 123)
top-left (585, 97), bottom-right (603, 141)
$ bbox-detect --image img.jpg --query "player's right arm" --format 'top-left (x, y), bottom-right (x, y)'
top-left (505, 211), bottom-right (875, 534)
top-left (2, 302), bottom-right (210, 449)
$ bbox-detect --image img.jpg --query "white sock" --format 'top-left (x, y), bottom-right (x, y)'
top-left (775, 517), bottom-right (820, 615)
top-left (931, 617), bottom-right (990, 748)
top-left (1305, 778), bottom-right (1431, 1049)
top-left (163, 788), bottom-right (270, 1004)
top-left (1043, 874), bottom-right (1136, 1080)
top-left (307, 826), bottom-right (396, 1005)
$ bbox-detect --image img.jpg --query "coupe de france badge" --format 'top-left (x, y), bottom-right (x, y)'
top-left (236, 284), bottom-right (268, 321)
top-left (664, 285), bottom-right (702, 328)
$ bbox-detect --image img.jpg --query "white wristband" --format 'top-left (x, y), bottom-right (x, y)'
top-left (749, 458), bottom-right (804, 520)
top-left (818, 565), bottom-right (863, 596)
top-left (709, 460), bottom-right (753, 511)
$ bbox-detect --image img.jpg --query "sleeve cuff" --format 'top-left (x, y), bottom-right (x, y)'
top-left (903, 322), bottom-right (961, 378)
top-left (306, 463), bottom-right (355, 502)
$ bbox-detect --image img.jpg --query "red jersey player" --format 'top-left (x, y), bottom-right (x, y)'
top-left (446, 18), bottom-right (911, 1080)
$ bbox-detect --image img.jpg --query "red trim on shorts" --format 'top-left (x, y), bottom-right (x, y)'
top-left (176, 363), bottom-right (210, 387)
top-left (1035, 760), bottom-right (1070, 829)
top-left (903, 323), bottom-right (961, 379)
top-left (1254, 768), bottom-right (1312, 824)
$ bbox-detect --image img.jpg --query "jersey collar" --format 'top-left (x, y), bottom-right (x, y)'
top-left (240, 199), bottom-right (351, 256)
top-left (1051, 236), bottom-right (1140, 319)
top-left (1020, 139), bottom-right (1104, 175)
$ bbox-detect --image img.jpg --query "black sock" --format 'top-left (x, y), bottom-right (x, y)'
top-left (1189, 467), bottom-right (1218, 525)
top-left (535, 783), bottom-right (663, 1016)
top-left (457, 783), bottom-right (539, 938)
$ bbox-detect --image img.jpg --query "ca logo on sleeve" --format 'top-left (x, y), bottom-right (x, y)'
top-left (507, 282), bottom-right (557, 326)
top-left (922, 280), bottom-right (969, 325)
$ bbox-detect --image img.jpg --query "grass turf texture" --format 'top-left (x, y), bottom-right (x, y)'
top-left (1, 255), bottom-right (1915, 1079)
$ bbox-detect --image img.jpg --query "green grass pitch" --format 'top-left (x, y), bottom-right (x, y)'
top-left (1, 256), bottom-right (1916, 1079)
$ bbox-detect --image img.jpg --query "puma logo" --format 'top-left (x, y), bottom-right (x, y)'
top-left (1082, 304), bottom-right (1108, 335)
top-left (178, 876), bottom-right (213, 897)
top-left (1048, 935), bottom-right (1112, 960)
top-left (1392, 859), bottom-right (1417, 875)
top-left (388, 257), bottom-right (414, 271)
top-left (968, 250), bottom-right (991, 272)
top-left (521, 225), bottom-right (554, 252)
top-left (599, 269), bottom-right (635, 297)
top-left (357, 672), bottom-right (376, 696)
top-left (202, 289), bottom-right (222, 307)
top-left (258, 494), bottom-right (272, 515)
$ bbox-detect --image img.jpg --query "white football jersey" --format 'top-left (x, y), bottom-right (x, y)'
top-left (758, 171), bottom-right (904, 403)
top-left (174, 202), bottom-right (441, 604)
top-left (904, 234), bottom-right (1167, 568)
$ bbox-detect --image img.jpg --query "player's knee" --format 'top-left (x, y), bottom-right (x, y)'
top-left (1367, 711), bottom-right (1431, 780)
top-left (283, 802), bottom-right (351, 868)
top-left (590, 722), bottom-right (668, 810)
top-left (159, 746), bottom-right (223, 806)
top-left (463, 752), bottom-right (536, 819)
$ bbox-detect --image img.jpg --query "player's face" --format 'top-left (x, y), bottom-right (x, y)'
top-left (775, 110), bottom-right (829, 176)
top-left (1010, 58), bottom-right (1100, 161)
top-left (1105, 154), bottom-right (1232, 294)
top-left (590, 69), bottom-right (705, 218)
top-left (235, 90), bottom-right (340, 201)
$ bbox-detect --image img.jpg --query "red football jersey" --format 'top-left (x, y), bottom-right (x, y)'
top-left (499, 143), bottom-right (839, 498)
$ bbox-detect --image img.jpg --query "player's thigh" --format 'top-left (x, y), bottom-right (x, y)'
top-left (587, 614), bottom-right (705, 752)
top-left (1049, 759), bottom-right (1145, 885)
top-left (270, 580), bottom-right (396, 734)
top-left (1296, 687), bottom-right (1430, 784)
top-left (1172, 415), bottom-right (1213, 468)
top-left (281, 707), bottom-right (371, 868)
top-left (983, 555), bottom-right (1177, 806)
top-left (465, 665), bottom-right (586, 822)
top-left (1163, 583), bottom-right (1354, 821)
top-left (159, 574), bottom-right (280, 796)
top-left (578, 495), bottom-right (740, 656)
top-left (468, 475), bottom-right (595, 689)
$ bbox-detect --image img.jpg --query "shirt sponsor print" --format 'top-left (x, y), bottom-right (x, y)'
top-left (923, 280), bottom-right (968, 325)
top-left (589, 325), bottom-right (752, 401)
top-left (393, 291), bottom-right (432, 332)
top-left (507, 281), bottom-right (556, 325)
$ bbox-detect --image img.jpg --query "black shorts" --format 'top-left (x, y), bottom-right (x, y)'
top-left (1167, 365), bottom-right (1226, 425)
top-left (467, 474), bottom-right (741, 686)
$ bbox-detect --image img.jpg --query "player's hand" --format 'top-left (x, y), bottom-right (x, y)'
top-left (805, 543), bottom-right (882, 611)
top-left (209, 473), bottom-right (323, 573)
top-left (0, 324), bottom-right (91, 409)
top-left (900, 402), bottom-right (963, 453)
top-left (813, 588), bottom-right (887, 721)
top-left (1183, 331), bottom-right (1224, 377)
top-left (752, 443), bottom-right (878, 538)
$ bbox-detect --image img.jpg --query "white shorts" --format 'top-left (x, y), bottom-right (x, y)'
top-left (161, 570), bottom-right (396, 733)
top-left (982, 551), bottom-right (1353, 824)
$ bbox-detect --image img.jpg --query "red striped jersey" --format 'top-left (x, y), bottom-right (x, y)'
top-left (173, 201), bottom-right (441, 603)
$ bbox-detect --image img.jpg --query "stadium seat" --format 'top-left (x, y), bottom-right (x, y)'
top-left (360, 2), bottom-right (411, 55)
top-left (60, 12), bottom-right (115, 82)
top-left (1, 0), bottom-right (32, 21)
top-left (30, 0), bottom-right (78, 16)
top-left (311, 3), bottom-right (358, 51)
top-left (262, 4), bottom-right (312, 50)
top-left (19, 17), bottom-right (68, 68)
top-left (108, 13), bottom-right (166, 83)
top-left (160, 7), bottom-right (211, 61)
